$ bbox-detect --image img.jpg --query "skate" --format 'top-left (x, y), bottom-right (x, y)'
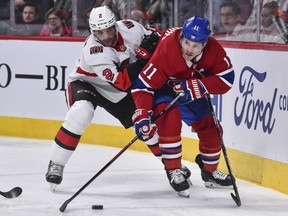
top-left (195, 154), bottom-right (233, 188)
top-left (166, 169), bottom-right (190, 197)
top-left (181, 165), bottom-right (192, 186)
top-left (162, 159), bottom-right (192, 186)
top-left (45, 160), bottom-right (64, 192)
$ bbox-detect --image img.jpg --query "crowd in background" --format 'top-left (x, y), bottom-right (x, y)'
top-left (0, 0), bottom-right (287, 43)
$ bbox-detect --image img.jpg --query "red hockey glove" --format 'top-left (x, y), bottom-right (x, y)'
top-left (173, 79), bottom-right (207, 105)
top-left (132, 109), bottom-right (157, 141)
top-left (135, 31), bottom-right (160, 65)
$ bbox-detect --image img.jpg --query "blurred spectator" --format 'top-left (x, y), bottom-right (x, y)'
top-left (16, 2), bottom-right (44, 36)
top-left (15, 0), bottom-right (54, 23)
top-left (232, 0), bottom-right (253, 25)
top-left (209, 0), bottom-right (226, 35)
top-left (40, 8), bottom-right (72, 37)
top-left (178, 0), bottom-right (208, 26)
top-left (0, 0), bottom-right (10, 20)
top-left (0, 21), bottom-right (15, 35)
top-left (76, 0), bottom-right (95, 32)
top-left (126, 0), bottom-right (166, 30)
top-left (54, 0), bottom-right (73, 26)
top-left (145, 0), bottom-right (162, 29)
top-left (0, 0), bottom-right (13, 35)
top-left (144, 0), bottom-right (208, 31)
top-left (238, 1), bottom-right (287, 43)
top-left (77, 8), bottom-right (92, 37)
top-left (131, 0), bottom-right (148, 26)
top-left (259, 1), bottom-right (286, 43)
top-left (158, 0), bottom-right (173, 30)
top-left (214, 1), bottom-right (246, 41)
top-left (117, 1), bottom-right (129, 20)
top-left (54, 0), bottom-right (72, 13)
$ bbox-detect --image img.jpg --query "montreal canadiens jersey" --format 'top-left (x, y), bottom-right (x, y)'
top-left (68, 19), bottom-right (153, 103)
top-left (132, 27), bottom-right (235, 110)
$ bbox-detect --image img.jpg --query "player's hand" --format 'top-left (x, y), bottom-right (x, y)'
top-left (167, 79), bottom-right (182, 88)
top-left (173, 79), bottom-right (207, 104)
top-left (135, 31), bottom-right (160, 64)
top-left (132, 109), bottom-right (157, 141)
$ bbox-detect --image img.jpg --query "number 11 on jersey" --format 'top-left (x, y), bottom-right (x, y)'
top-left (143, 63), bottom-right (157, 80)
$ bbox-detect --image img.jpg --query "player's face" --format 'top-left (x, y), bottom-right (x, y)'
top-left (180, 37), bottom-right (204, 61)
top-left (93, 26), bottom-right (117, 47)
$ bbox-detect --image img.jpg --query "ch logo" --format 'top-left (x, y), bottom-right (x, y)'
top-left (193, 25), bottom-right (200, 31)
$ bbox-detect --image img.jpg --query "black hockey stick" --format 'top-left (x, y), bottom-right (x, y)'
top-left (0, 187), bottom-right (22, 199)
top-left (59, 93), bottom-right (184, 212)
top-left (205, 93), bottom-right (241, 207)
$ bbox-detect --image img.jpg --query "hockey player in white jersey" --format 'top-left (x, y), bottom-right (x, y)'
top-left (45, 6), bottom-right (191, 195)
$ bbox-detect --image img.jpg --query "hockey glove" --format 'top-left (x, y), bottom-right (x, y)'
top-left (167, 79), bottom-right (182, 88)
top-left (173, 79), bottom-right (207, 105)
top-left (135, 31), bottom-right (160, 65)
top-left (132, 109), bottom-right (157, 141)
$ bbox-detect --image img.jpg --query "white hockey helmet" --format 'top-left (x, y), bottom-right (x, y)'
top-left (89, 6), bottom-right (116, 31)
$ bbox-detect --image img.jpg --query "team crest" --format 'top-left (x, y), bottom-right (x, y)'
top-left (90, 46), bottom-right (103, 54)
top-left (99, 13), bottom-right (102, 18)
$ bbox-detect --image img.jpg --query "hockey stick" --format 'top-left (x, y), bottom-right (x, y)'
top-left (0, 187), bottom-right (22, 199)
top-left (205, 93), bottom-right (241, 207)
top-left (59, 92), bottom-right (184, 212)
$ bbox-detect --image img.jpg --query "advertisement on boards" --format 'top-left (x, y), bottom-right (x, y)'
top-left (221, 48), bottom-right (287, 163)
top-left (0, 40), bottom-right (287, 163)
top-left (0, 40), bottom-right (121, 126)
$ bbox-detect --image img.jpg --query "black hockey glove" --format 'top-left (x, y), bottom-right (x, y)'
top-left (135, 31), bottom-right (160, 65)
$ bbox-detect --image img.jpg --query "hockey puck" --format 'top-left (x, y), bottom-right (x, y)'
top-left (92, 205), bottom-right (104, 210)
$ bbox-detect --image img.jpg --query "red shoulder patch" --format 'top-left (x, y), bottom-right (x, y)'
top-left (90, 46), bottom-right (103, 54)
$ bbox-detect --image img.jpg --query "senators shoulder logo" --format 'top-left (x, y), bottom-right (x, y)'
top-left (90, 46), bottom-right (103, 54)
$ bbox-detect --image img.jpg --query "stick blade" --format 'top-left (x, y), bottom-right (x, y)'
top-left (59, 200), bottom-right (69, 212)
top-left (0, 187), bottom-right (22, 199)
top-left (231, 193), bottom-right (241, 207)
top-left (11, 187), bottom-right (22, 198)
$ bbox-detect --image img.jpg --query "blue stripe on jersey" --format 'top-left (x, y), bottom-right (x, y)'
top-left (132, 78), bottom-right (154, 94)
top-left (218, 68), bottom-right (235, 86)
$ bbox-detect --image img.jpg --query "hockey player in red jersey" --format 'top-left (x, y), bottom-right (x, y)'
top-left (131, 16), bottom-right (235, 196)
top-left (45, 6), bottom-right (192, 192)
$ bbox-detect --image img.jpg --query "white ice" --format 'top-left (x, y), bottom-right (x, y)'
top-left (0, 136), bottom-right (288, 216)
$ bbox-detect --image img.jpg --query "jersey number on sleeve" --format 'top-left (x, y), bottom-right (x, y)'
top-left (224, 56), bottom-right (231, 68)
top-left (103, 68), bottom-right (114, 81)
top-left (143, 63), bottom-right (157, 80)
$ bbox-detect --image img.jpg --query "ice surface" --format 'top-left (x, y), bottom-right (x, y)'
top-left (0, 137), bottom-right (287, 216)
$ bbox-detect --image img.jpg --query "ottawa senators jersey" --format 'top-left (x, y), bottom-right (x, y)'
top-left (68, 19), bottom-right (153, 103)
top-left (132, 27), bottom-right (235, 110)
